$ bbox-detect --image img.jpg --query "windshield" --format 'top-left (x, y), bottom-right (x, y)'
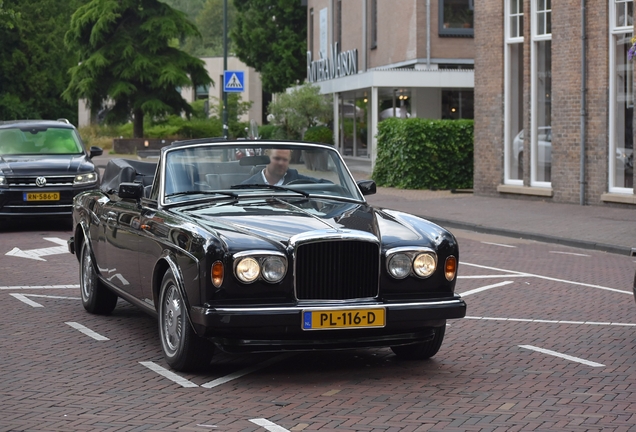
top-left (162, 143), bottom-right (363, 204)
top-left (0, 127), bottom-right (83, 155)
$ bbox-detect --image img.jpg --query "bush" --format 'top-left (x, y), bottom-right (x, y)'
top-left (303, 125), bottom-right (334, 145)
top-left (373, 118), bottom-right (473, 190)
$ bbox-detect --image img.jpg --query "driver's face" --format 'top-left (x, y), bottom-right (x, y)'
top-left (267, 149), bottom-right (291, 177)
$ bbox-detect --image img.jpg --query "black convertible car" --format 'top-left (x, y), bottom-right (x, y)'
top-left (69, 140), bottom-right (466, 371)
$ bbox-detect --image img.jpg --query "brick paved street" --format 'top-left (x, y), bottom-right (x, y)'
top-left (1, 219), bottom-right (635, 431)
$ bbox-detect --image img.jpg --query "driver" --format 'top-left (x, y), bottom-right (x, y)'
top-left (242, 149), bottom-right (321, 185)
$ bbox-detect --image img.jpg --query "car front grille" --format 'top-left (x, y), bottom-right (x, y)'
top-left (7, 175), bottom-right (75, 187)
top-left (295, 239), bottom-right (380, 300)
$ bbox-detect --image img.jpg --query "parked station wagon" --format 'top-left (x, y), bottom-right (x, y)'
top-left (68, 139), bottom-right (466, 371)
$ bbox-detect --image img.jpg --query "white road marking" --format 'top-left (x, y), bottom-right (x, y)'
top-left (459, 281), bottom-right (514, 297)
top-left (5, 237), bottom-right (69, 261)
top-left (26, 294), bottom-right (80, 300)
top-left (0, 284), bottom-right (80, 290)
top-left (201, 353), bottom-right (294, 389)
top-left (195, 425), bottom-right (218, 429)
top-left (519, 345), bottom-right (605, 367)
top-left (549, 251), bottom-right (590, 257)
top-left (481, 241), bottom-right (517, 248)
top-left (463, 262), bottom-right (631, 294)
top-left (465, 316), bottom-right (636, 327)
top-left (249, 419), bottom-right (290, 432)
top-left (65, 322), bottom-right (109, 341)
top-left (10, 293), bottom-right (43, 307)
top-left (459, 274), bottom-right (533, 279)
top-left (139, 361), bottom-right (199, 388)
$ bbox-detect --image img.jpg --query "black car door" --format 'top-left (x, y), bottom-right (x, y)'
top-left (103, 197), bottom-right (143, 299)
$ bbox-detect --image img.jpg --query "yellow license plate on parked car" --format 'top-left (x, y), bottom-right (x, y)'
top-left (302, 308), bottom-right (386, 330)
top-left (24, 192), bottom-right (60, 201)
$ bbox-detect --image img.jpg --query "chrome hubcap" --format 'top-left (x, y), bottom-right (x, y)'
top-left (162, 285), bottom-right (182, 354)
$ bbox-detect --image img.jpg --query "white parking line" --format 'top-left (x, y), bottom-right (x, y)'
top-left (459, 274), bottom-right (532, 279)
top-left (27, 294), bottom-right (80, 300)
top-left (139, 361), bottom-right (199, 388)
top-left (481, 241), bottom-right (517, 248)
top-left (549, 251), bottom-right (590, 257)
top-left (0, 284), bottom-right (80, 290)
top-left (459, 281), bottom-right (514, 297)
top-left (465, 316), bottom-right (636, 327)
top-left (65, 322), bottom-right (109, 341)
top-left (249, 418), bottom-right (290, 432)
top-left (10, 293), bottom-right (43, 307)
top-left (201, 353), bottom-right (295, 389)
top-left (463, 262), bottom-right (631, 294)
top-left (519, 345), bottom-right (605, 367)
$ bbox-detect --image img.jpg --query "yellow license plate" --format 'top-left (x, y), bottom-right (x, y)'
top-left (24, 192), bottom-right (60, 201)
top-left (302, 308), bottom-right (386, 330)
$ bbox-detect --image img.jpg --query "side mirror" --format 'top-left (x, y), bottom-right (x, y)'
top-left (357, 180), bottom-right (376, 196)
top-left (89, 146), bottom-right (103, 158)
top-left (118, 182), bottom-right (144, 200)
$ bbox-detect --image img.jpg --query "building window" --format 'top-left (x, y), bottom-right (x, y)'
top-left (438, 0), bottom-right (474, 37)
top-left (371, 0), bottom-right (377, 49)
top-left (505, 0), bottom-right (524, 184)
top-left (442, 90), bottom-right (474, 119)
top-left (531, 0), bottom-right (551, 186)
top-left (309, 8), bottom-right (314, 55)
top-left (609, 0), bottom-right (634, 192)
top-left (336, 0), bottom-right (342, 46)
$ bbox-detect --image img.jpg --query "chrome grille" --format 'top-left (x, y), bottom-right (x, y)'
top-left (295, 240), bottom-right (380, 300)
top-left (7, 175), bottom-right (74, 187)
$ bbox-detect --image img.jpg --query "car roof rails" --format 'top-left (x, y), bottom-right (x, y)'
top-left (56, 118), bottom-right (71, 124)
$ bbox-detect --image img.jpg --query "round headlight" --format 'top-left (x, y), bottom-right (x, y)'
top-left (388, 253), bottom-right (411, 279)
top-left (236, 257), bottom-right (260, 283)
top-left (262, 256), bottom-right (286, 283)
top-left (413, 253), bottom-right (436, 277)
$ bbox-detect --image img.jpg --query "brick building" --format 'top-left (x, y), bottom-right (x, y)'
top-left (475, 0), bottom-right (635, 206)
top-left (306, 0), bottom-right (475, 165)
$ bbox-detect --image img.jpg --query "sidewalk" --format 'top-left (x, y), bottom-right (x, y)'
top-left (343, 157), bottom-right (635, 256)
top-left (93, 152), bottom-right (635, 256)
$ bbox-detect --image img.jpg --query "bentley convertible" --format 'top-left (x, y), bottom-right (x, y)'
top-left (68, 140), bottom-right (466, 372)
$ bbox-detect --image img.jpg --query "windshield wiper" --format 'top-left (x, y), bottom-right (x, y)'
top-left (231, 183), bottom-right (309, 197)
top-left (165, 190), bottom-right (238, 199)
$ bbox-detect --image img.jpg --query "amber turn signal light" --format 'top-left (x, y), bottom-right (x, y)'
top-left (211, 261), bottom-right (224, 287)
top-left (444, 256), bottom-right (457, 281)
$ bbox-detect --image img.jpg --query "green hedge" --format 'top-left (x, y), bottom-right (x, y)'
top-left (373, 118), bottom-right (473, 190)
top-left (303, 125), bottom-right (334, 144)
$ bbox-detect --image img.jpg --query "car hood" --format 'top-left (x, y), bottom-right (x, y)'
top-left (0, 154), bottom-right (93, 175)
top-left (180, 198), bottom-right (452, 252)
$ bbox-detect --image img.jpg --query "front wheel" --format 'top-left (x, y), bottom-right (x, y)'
top-left (158, 270), bottom-right (214, 372)
top-left (79, 242), bottom-right (118, 315)
top-left (391, 326), bottom-right (446, 360)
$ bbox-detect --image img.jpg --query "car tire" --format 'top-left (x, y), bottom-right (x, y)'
top-left (158, 269), bottom-right (214, 372)
top-left (79, 242), bottom-right (118, 315)
top-left (391, 326), bottom-right (446, 360)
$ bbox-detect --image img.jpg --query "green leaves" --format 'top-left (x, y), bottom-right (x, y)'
top-left (63, 0), bottom-right (212, 137)
top-left (373, 118), bottom-right (474, 190)
top-left (232, 0), bottom-right (306, 93)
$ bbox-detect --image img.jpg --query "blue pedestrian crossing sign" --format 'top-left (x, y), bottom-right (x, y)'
top-left (223, 70), bottom-right (245, 93)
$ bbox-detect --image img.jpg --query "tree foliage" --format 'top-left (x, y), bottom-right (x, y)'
top-left (267, 84), bottom-right (332, 139)
top-left (163, 0), bottom-right (236, 57)
top-left (232, 0), bottom-right (306, 93)
top-left (63, 0), bottom-right (212, 138)
top-left (0, 0), bottom-right (85, 122)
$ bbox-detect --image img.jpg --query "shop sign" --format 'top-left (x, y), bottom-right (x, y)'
top-left (307, 43), bottom-right (358, 83)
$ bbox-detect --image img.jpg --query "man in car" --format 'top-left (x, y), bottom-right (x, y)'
top-left (243, 149), bottom-right (324, 185)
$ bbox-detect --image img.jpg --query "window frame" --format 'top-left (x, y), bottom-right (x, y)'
top-left (438, 0), bottom-right (474, 38)
top-left (608, 0), bottom-right (634, 193)
top-left (530, 0), bottom-right (552, 187)
top-left (504, 0), bottom-right (524, 185)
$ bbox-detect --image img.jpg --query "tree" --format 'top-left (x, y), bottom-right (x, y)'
top-left (63, 0), bottom-right (212, 138)
top-left (232, 0), bottom-right (306, 93)
top-left (163, 0), bottom-right (236, 57)
top-left (0, 0), bottom-right (85, 122)
top-left (267, 84), bottom-right (332, 139)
